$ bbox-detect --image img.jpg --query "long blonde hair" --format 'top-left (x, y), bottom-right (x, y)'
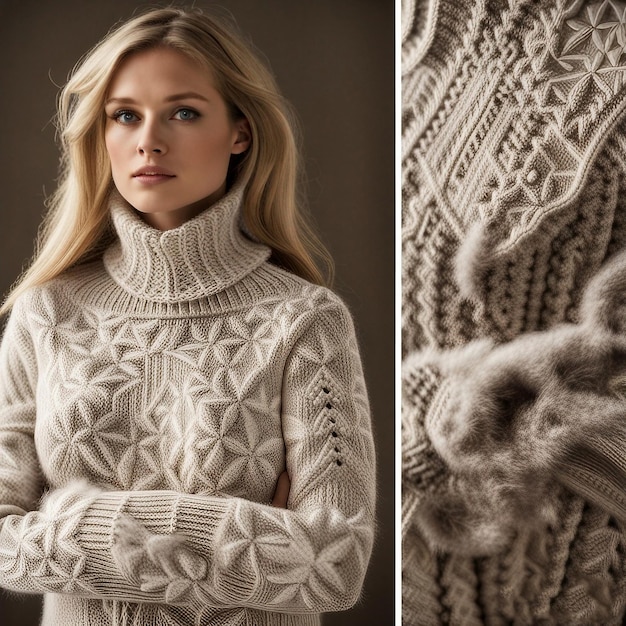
top-left (2, 7), bottom-right (333, 314)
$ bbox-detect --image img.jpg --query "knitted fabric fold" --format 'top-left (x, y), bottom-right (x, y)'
top-left (403, 265), bottom-right (626, 554)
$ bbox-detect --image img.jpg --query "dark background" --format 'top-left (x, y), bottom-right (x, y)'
top-left (0, 1), bottom-right (395, 624)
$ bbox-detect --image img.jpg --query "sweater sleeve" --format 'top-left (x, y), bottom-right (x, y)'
top-left (402, 251), bottom-right (626, 556)
top-left (0, 293), bottom-right (376, 613)
top-left (0, 298), bottom-right (44, 520)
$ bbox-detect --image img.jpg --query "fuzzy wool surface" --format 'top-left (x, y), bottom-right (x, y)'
top-left (0, 185), bottom-right (376, 625)
top-left (402, 0), bottom-right (626, 624)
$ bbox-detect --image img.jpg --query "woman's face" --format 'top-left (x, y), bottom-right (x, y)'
top-left (104, 46), bottom-right (250, 230)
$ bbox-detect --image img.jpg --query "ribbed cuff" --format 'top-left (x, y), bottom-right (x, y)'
top-left (555, 436), bottom-right (626, 521)
top-left (402, 359), bottom-right (449, 493)
top-left (173, 494), bottom-right (230, 558)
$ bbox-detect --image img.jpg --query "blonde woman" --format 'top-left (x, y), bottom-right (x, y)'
top-left (0, 7), bottom-right (376, 625)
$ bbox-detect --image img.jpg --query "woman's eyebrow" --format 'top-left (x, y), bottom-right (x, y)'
top-left (105, 92), bottom-right (210, 105)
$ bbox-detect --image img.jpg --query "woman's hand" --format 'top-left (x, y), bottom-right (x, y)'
top-left (270, 470), bottom-right (290, 508)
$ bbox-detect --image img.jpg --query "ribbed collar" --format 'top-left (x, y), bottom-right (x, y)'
top-left (103, 184), bottom-right (271, 303)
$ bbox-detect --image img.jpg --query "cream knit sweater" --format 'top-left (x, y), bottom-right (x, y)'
top-left (0, 185), bottom-right (376, 626)
top-left (403, 0), bottom-right (626, 624)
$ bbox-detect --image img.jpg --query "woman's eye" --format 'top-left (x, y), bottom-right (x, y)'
top-left (173, 108), bottom-right (199, 121)
top-left (113, 110), bottom-right (138, 124)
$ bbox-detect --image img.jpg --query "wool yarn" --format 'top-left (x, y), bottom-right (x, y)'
top-left (402, 0), bottom-right (626, 623)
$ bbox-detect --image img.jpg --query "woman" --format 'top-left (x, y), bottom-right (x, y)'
top-left (0, 7), bottom-right (376, 625)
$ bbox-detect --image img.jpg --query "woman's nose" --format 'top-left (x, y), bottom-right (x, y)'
top-left (136, 119), bottom-right (167, 155)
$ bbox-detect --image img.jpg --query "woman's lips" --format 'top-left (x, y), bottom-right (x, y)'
top-left (133, 174), bottom-right (176, 184)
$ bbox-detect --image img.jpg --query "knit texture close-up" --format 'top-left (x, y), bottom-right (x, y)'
top-left (402, 0), bottom-right (626, 624)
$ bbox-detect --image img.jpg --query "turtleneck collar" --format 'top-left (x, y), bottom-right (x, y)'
top-left (103, 183), bottom-right (271, 303)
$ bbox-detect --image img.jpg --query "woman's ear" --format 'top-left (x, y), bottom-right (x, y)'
top-left (231, 118), bottom-right (251, 155)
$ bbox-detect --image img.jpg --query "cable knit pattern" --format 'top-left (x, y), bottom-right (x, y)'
top-left (402, 0), bottom-right (626, 623)
top-left (0, 185), bottom-right (376, 625)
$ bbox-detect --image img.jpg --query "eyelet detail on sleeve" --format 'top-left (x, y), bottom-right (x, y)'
top-left (325, 388), bottom-right (343, 466)
top-left (306, 377), bottom-right (345, 467)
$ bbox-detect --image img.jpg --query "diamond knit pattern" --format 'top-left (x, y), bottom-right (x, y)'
top-left (0, 186), bottom-right (376, 626)
top-left (402, 1), bottom-right (626, 624)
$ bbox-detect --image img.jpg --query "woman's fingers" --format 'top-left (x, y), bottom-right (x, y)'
top-left (271, 470), bottom-right (291, 508)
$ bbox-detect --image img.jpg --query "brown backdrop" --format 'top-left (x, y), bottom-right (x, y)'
top-left (0, 1), bottom-right (394, 624)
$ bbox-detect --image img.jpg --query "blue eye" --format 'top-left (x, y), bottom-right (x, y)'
top-left (173, 108), bottom-right (199, 121)
top-left (113, 110), bottom-right (138, 124)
